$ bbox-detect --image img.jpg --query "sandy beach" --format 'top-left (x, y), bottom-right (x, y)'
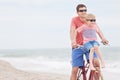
top-left (0, 60), bottom-right (69, 80)
top-left (0, 59), bottom-right (120, 80)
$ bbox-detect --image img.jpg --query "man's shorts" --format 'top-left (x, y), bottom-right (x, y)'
top-left (84, 40), bottom-right (100, 51)
top-left (72, 46), bottom-right (97, 67)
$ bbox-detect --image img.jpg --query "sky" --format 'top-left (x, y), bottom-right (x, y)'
top-left (0, 0), bottom-right (120, 49)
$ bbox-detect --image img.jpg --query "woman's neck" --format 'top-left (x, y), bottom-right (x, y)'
top-left (86, 23), bottom-right (93, 27)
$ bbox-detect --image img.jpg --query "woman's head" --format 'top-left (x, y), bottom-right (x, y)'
top-left (85, 13), bottom-right (96, 26)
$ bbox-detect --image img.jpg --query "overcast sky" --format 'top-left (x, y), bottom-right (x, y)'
top-left (0, 0), bottom-right (120, 49)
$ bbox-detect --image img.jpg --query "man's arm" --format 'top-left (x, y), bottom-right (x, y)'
top-left (70, 25), bottom-right (77, 48)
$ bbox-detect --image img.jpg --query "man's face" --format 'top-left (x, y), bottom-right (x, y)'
top-left (77, 7), bottom-right (87, 18)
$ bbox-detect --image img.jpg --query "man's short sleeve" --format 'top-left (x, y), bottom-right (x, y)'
top-left (70, 18), bottom-right (76, 28)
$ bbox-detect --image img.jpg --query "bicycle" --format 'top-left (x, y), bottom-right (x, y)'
top-left (77, 58), bottom-right (104, 80)
top-left (77, 41), bottom-right (108, 80)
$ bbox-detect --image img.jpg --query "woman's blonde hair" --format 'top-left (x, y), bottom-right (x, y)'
top-left (86, 13), bottom-right (95, 19)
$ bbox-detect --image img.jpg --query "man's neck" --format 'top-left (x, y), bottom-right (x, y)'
top-left (79, 17), bottom-right (86, 22)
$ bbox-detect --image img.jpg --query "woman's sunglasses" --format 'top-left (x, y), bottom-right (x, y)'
top-left (86, 19), bottom-right (96, 22)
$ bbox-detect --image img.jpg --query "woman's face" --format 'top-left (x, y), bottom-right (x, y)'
top-left (86, 17), bottom-right (96, 26)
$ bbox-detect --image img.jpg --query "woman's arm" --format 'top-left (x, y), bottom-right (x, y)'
top-left (96, 25), bottom-right (109, 45)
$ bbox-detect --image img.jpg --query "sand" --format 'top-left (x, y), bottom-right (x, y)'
top-left (0, 60), bottom-right (69, 80)
top-left (0, 60), bottom-right (120, 80)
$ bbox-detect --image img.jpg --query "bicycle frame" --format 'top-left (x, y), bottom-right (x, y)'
top-left (77, 61), bottom-right (89, 80)
top-left (77, 59), bottom-right (103, 80)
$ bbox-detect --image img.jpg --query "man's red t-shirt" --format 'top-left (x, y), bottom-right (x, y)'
top-left (70, 16), bottom-right (85, 45)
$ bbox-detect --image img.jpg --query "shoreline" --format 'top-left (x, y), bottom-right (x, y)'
top-left (0, 60), bottom-right (69, 80)
top-left (0, 59), bottom-right (120, 80)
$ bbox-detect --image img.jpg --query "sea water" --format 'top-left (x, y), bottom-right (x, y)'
top-left (0, 47), bottom-right (120, 75)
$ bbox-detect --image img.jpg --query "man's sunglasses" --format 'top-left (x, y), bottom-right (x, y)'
top-left (87, 19), bottom-right (96, 22)
top-left (78, 10), bottom-right (87, 12)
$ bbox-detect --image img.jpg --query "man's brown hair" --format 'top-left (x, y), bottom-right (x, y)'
top-left (76, 4), bottom-right (87, 12)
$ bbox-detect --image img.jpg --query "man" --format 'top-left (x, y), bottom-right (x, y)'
top-left (70, 4), bottom-right (98, 80)
top-left (70, 4), bottom-right (88, 80)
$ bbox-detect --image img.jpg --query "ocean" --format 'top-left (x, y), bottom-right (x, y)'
top-left (0, 47), bottom-right (120, 75)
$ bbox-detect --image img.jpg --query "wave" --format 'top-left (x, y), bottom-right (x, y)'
top-left (0, 54), bottom-right (120, 74)
top-left (0, 57), bottom-right (71, 74)
top-left (103, 62), bottom-right (120, 73)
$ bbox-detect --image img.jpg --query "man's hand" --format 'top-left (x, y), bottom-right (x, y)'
top-left (71, 42), bottom-right (78, 48)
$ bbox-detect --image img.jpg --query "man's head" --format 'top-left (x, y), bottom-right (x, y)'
top-left (76, 4), bottom-right (87, 18)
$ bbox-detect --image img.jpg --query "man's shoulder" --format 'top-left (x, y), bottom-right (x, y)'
top-left (72, 16), bottom-right (79, 21)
